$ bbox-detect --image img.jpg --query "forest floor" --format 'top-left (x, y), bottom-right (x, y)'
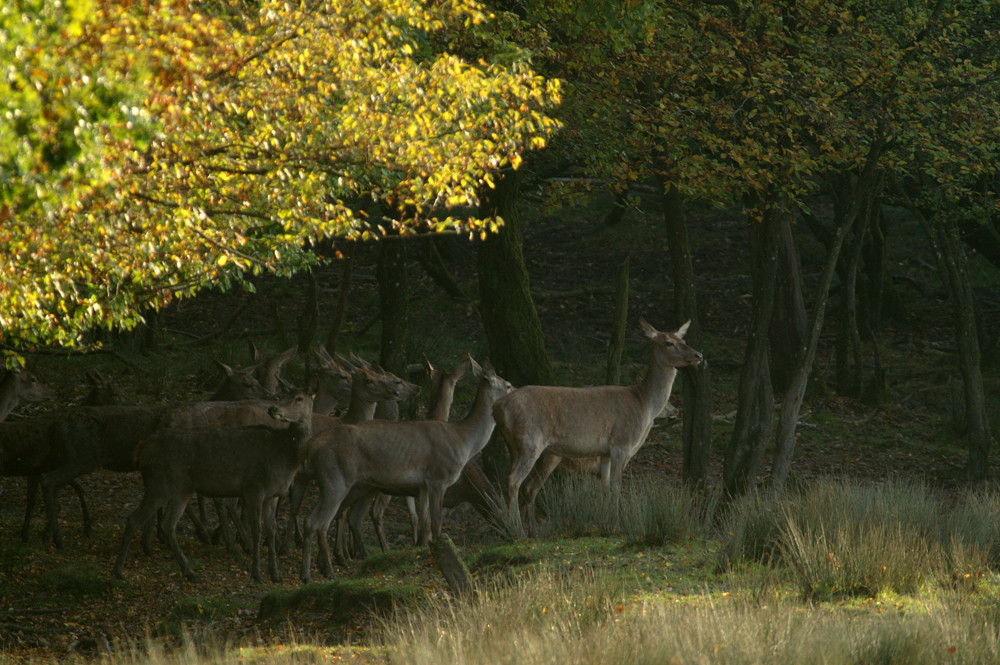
top-left (0, 192), bottom-right (985, 661)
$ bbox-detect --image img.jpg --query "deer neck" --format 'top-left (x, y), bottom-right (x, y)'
top-left (451, 381), bottom-right (500, 461)
top-left (290, 417), bottom-right (314, 465)
top-left (343, 391), bottom-right (377, 424)
top-left (426, 375), bottom-right (455, 421)
top-left (636, 354), bottom-right (679, 421)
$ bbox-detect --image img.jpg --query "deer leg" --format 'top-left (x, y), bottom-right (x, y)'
top-left (520, 453), bottom-right (562, 536)
top-left (301, 481), bottom-right (347, 583)
top-left (281, 474), bottom-right (308, 554)
top-left (416, 488), bottom-right (432, 547)
top-left (369, 493), bottom-right (392, 552)
top-left (161, 498), bottom-right (198, 582)
top-left (264, 497), bottom-right (281, 582)
top-left (114, 493), bottom-right (166, 580)
top-left (505, 446), bottom-right (543, 534)
top-left (428, 485), bottom-right (447, 542)
top-left (343, 496), bottom-right (372, 561)
top-left (21, 476), bottom-right (40, 542)
top-left (244, 496), bottom-right (264, 583)
top-left (69, 480), bottom-right (92, 537)
top-left (405, 496), bottom-right (418, 545)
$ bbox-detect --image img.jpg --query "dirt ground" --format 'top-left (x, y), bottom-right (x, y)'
top-left (0, 198), bottom-right (977, 659)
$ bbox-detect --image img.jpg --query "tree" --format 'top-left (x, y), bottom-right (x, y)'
top-left (0, 0), bottom-right (561, 361)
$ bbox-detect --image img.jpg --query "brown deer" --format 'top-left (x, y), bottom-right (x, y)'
top-left (494, 318), bottom-right (702, 534)
top-left (113, 392), bottom-right (315, 583)
top-left (299, 358), bottom-right (513, 582)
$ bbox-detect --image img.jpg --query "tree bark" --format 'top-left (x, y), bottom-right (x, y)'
top-left (476, 170), bottom-right (554, 388)
top-left (377, 236), bottom-right (409, 377)
top-left (605, 254), bottom-right (629, 385)
top-left (476, 169), bottom-right (554, 486)
top-left (770, 148), bottom-right (885, 490)
top-left (769, 214), bottom-right (807, 393)
top-left (662, 185), bottom-right (713, 488)
top-left (917, 212), bottom-right (992, 481)
top-left (325, 242), bottom-right (355, 354)
top-left (723, 207), bottom-right (780, 498)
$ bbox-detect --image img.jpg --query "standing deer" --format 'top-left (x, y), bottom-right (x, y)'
top-left (299, 358), bottom-right (513, 582)
top-left (358, 354), bottom-right (501, 556)
top-left (495, 318), bottom-right (702, 533)
top-left (114, 392), bottom-right (315, 583)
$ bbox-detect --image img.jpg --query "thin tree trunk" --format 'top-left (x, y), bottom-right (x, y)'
top-left (724, 208), bottom-right (781, 497)
top-left (662, 185), bottom-right (713, 488)
top-left (606, 254), bottom-right (630, 385)
top-left (297, 272), bottom-right (319, 355)
top-left (378, 237), bottom-right (409, 377)
top-left (769, 215), bottom-right (807, 393)
top-left (914, 210), bottom-right (991, 481)
top-left (325, 242), bottom-right (355, 354)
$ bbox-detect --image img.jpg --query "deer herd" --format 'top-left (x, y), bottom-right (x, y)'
top-left (0, 318), bottom-right (702, 584)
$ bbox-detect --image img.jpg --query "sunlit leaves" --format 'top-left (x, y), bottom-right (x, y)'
top-left (0, 0), bottom-right (561, 355)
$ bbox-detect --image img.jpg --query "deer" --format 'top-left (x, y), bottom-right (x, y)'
top-left (113, 392), bottom-right (315, 583)
top-left (26, 356), bottom-right (294, 548)
top-left (248, 342), bottom-right (298, 396)
top-left (1, 414), bottom-right (97, 542)
top-left (210, 361), bottom-right (275, 401)
top-left (494, 318), bottom-right (702, 534)
top-left (516, 400), bottom-right (680, 533)
top-left (359, 354), bottom-right (502, 557)
top-left (0, 367), bottom-right (55, 422)
top-left (299, 357), bottom-right (513, 583)
top-left (279, 359), bottom-right (418, 554)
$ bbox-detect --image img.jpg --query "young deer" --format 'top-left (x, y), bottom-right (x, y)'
top-left (299, 359), bottom-right (513, 582)
top-left (495, 318), bottom-right (702, 533)
top-left (114, 392), bottom-right (315, 583)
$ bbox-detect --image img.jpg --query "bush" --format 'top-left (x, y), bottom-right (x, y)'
top-left (722, 477), bottom-right (999, 599)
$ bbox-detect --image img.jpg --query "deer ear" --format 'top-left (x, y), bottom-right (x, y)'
top-left (277, 346), bottom-right (297, 364)
top-left (466, 354), bottom-right (483, 378)
top-left (421, 353), bottom-right (433, 373)
top-left (249, 339), bottom-right (262, 361)
top-left (215, 360), bottom-right (235, 376)
top-left (675, 320), bottom-right (691, 338)
top-left (638, 317), bottom-right (658, 339)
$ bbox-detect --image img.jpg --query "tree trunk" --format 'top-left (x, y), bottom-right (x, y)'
top-left (925, 217), bottom-right (991, 480)
top-left (770, 148), bottom-right (885, 490)
top-left (769, 214), bottom-right (807, 394)
top-left (605, 254), bottom-right (629, 385)
top-left (325, 241), bottom-right (355, 354)
top-left (662, 185), bottom-right (713, 488)
top-left (476, 170), bottom-right (554, 388)
top-left (723, 208), bottom-right (780, 498)
top-left (297, 271), bottom-right (319, 355)
top-left (476, 170), bottom-right (554, 486)
top-left (377, 237), bottom-right (409, 377)
top-left (770, 209), bottom-right (856, 489)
